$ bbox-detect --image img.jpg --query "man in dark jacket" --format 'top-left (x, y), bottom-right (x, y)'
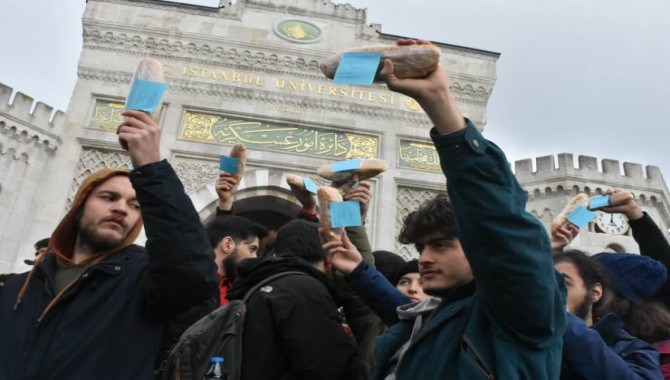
top-left (326, 39), bottom-right (566, 379)
top-left (0, 110), bottom-right (219, 379)
top-left (227, 219), bottom-right (364, 380)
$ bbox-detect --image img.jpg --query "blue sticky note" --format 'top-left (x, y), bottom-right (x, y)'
top-left (125, 79), bottom-right (168, 113)
top-left (219, 156), bottom-right (239, 174)
top-left (589, 195), bottom-right (610, 210)
top-left (332, 159), bottom-right (361, 172)
top-left (303, 177), bottom-right (318, 194)
top-left (330, 201), bottom-right (362, 228)
top-left (567, 206), bottom-right (597, 229)
top-left (333, 52), bottom-right (382, 85)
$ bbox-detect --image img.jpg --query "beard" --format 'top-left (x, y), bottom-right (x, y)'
top-left (573, 293), bottom-right (594, 321)
top-left (222, 254), bottom-right (239, 282)
top-left (78, 222), bottom-right (126, 253)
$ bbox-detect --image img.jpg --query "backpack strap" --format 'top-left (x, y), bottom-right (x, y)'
top-left (242, 271), bottom-right (306, 303)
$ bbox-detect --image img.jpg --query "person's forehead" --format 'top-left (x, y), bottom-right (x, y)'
top-left (91, 175), bottom-right (135, 196)
top-left (399, 273), bottom-right (420, 280)
top-left (555, 261), bottom-right (580, 280)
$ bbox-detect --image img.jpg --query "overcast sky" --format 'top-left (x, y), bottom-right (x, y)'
top-left (1, 0), bottom-right (669, 181)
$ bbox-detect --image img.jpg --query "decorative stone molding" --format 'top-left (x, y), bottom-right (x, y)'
top-left (395, 185), bottom-right (447, 260)
top-left (67, 148), bottom-right (132, 210)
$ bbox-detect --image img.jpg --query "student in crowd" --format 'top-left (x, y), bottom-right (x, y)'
top-left (393, 259), bottom-right (429, 304)
top-left (325, 39), bottom-right (565, 379)
top-left (554, 250), bottom-right (662, 379)
top-left (205, 215), bottom-right (268, 305)
top-left (226, 219), bottom-right (365, 380)
top-left (0, 110), bottom-right (219, 379)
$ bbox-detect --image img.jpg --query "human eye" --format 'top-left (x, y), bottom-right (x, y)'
top-left (397, 279), bottom-right (409, 286)
top-left (128, 201), bottom-right (141, 210)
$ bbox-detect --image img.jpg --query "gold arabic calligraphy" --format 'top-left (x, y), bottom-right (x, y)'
top-left (181, 112), bottom-right (377, 159)
top-left (398, 140), bottom-right (441, 172)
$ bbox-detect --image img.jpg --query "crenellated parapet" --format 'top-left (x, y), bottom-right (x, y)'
top-left (0, 83), bottom-right (64, 158)
top-left (243, 0), bottom-right (367, 23)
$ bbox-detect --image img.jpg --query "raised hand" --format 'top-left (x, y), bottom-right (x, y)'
top-left (321, 229), bottom-right (362, 274)
top-left (215, 173), bottom-right (240, 211)
top-left (117, 110), bottom-right (161, 167)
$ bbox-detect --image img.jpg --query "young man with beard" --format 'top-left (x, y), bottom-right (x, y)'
top-left (554, 250), bottom-right (662, 379)
top-left (0, 110), bottom-right (219, 379)
top-left (325, 39), bottom-right (565, 379)
top-left (205, 215), bottom-right (268, 305)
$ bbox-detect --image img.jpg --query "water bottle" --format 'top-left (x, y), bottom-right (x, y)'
top-left (204, 357), bottom-right (227, 379)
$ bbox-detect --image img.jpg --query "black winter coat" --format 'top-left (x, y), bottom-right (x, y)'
top-left (0, 161), bottom-right (219, 380)
top-left (227, 256), bottom-right (365, 380)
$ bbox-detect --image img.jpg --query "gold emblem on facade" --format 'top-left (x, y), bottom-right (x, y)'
top-left (398, 139), bottom-right (441, 172)
top-left (275, 20), bottom-right (322, 43)
top-left (404, 97), bottom-right (422, 112)
top-left (90, 100), bottom-right (125, 131)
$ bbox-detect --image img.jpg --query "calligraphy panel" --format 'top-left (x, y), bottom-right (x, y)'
top-left (180, 111), bottom-right (378, 160)
top-left (398, 139), bottom-right (441, 173)
top-left (90, 100), bottom-right (125, 131)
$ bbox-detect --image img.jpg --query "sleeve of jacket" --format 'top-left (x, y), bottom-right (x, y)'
top-left (346, 225), bottom-right (374, 265)
top-left (346, 261), bottom-right (411, 326)
top-left (273, 275), bottom-right (365, 380)
top-left (130, 160), bottom-right (219, 322)
top-left (630, 213), bottom-right (670, 305)
top-left (563, 313), bottom-right (662, 380)
top-left (430, 121), bottom-right (565, 346)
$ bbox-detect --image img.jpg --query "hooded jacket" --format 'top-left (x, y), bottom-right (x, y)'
top-left (227, 255), bottom-right (365, 380)
top-left (0, 161), bottom-right (218, 380)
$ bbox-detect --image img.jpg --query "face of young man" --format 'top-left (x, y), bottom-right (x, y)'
top-left (396, 272), bottom-right (430, 303)
top-left (77, 176), bottom-right (141, 253)
top-left (554, 261), bottom-right (595, 324)
top-left (418, 233), bottom-right (473, 296)
top-left (217, 236), bottom-right (261, 277)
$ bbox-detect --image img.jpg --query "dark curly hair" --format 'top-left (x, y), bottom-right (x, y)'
top-left (398, 194), bottom-right (458, 253)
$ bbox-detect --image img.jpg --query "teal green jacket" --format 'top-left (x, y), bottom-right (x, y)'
top-left (373, 122), bottom-right (566, 379)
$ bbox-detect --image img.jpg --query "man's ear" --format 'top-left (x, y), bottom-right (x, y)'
top-left (592, 282), bottom-right (603, 303)
top-left (218, 236), bottom-right (236, 258)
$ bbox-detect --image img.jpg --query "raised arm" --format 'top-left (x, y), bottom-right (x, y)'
top-left (379, 40), bottom-right (564, 343)
top-left (119, 110), bottom-right (219, 321)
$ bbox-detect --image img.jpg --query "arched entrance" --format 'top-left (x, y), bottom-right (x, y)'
top-left (190, 167), bottom-right (303, 231)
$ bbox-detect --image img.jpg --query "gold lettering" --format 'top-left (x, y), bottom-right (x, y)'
top-left (300, 81), bottom-right (307, 91)
top-left (189, 68), bottom-right (198, 76)
top-left (368, 92), bottom-right (376, 102)
top-left (329, 87), bottom-right (337, 96)
top-left (390, 94), bottom-right (396, 105)
top-left (307, 83), bottom-right (315, 92)
top-left (318, 85), bottom-right (326, 95)
top-left (210, 71), bottom-right (218, 79)
top-left (255, 77), bottom-right (263, 86)
top-left (243, 75), bottom-right (254, 84)
top-left (200, 68), bottom-right (209, 78)
top-left (232, 73), bottom-right (241, 82)
top-left (276, 77), bottom-right (286, 88)
top-left (340, 88), bottom-right (348, 97)
top-left (379, 93), bottom-right (387, 103)
top-left (359, 91), bottom-right (365, 100)
top-left (288, 81), bottom-right (298, 90)
top-left (220, 71), bottom-right (229, 81)
top-left (181, 65), bottom-right (188, 75)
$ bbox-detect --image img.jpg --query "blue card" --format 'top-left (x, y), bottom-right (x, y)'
top-left (219, 155), bottom-right (239, 173)
top-left (125, 79), bottom-right (168, 113)
top-left (330, 201), bottom-right (362, 228)
top-left (333, 52), bottom-right (382, 85)
top-left (567, 206), bottom-right (597, 228)
top-left (332, 159), bottom-right (361, 172)
top-left (303, 177), bottom-right (318, 194)
top-left (589, 195), bottom-right (610, 210)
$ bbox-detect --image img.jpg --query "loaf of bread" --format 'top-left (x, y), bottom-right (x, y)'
top-left (320, 44), bottom-right (441, 81)
top-left (317, 159), bottom-right (388, 184)
top-left (286, 174), bottom-right (305, 191)
top-left (318, 186), bottom-right (344, 243)
top-left (551, 194), bottom-right (590, 234)
top-left (229, 143), bottom-right (247, 179)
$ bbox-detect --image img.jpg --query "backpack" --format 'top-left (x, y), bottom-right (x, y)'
top-left (157, 271), bottom-right (305, 380)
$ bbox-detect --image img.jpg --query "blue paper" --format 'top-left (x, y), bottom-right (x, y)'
top-left (333, 52), bottom-right (382, 85)
top-left (589, 195), bottom-right (610, 210)
top-left (303, 177), bottom-right (318, 194)
top-left (567, 206), bottom-right (597, 228)
top-left (125, 79), bottom-right (168, 113)
top-left (219, 155), bottom-right (239, 174)
top-left (330, 201), bottom-right (362, 228)
top-left (332, 159), bottom-right (361, 172)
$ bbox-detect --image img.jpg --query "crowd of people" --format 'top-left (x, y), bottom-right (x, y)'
top-left (1, 39), bottom-right (669, 379)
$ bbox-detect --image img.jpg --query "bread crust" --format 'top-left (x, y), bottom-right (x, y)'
top-left (317, 186), bottom-right (344, 242)
top-left (286, 174), bottom-right (305, 191)
top-left (317, 159), bottom-right (388, 183)
top-left (320, 44), bottom-right (441, 81)
top-left (229, 143), bottom-right (247, 179)
top-left (551, 193), bottom-right (590, 234)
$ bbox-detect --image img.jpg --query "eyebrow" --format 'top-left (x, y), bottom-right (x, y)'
top-left (424, 237), bottom-right (452, 246)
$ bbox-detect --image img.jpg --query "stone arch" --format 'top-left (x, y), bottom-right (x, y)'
top-left (190, 168), bottom-right (302, 230)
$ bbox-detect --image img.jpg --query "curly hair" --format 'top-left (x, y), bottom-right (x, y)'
top-left (398, 194), bottom-right (458, 252)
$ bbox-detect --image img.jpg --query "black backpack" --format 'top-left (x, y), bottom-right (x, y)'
top-left (158, 271), bottom-right (305, 380)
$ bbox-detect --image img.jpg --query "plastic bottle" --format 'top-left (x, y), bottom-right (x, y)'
top-left (204, 357), bottom-right (227, 379)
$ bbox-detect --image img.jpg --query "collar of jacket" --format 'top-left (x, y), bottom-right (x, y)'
top-left (592, 313), bottom-right (632, 344)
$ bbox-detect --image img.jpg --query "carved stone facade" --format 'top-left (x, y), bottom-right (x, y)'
top-left (1, 0), bottom-right (668, 272)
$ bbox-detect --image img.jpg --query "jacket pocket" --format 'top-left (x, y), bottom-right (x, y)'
top-left (461, 337), bottom-right (495, 380)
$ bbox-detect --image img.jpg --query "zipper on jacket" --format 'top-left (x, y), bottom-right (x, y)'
top-left (461, 337), bottom-right (495, 379)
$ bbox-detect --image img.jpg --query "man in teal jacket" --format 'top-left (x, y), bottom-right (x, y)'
top-left (373, 39), bottom-right (565, 379)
